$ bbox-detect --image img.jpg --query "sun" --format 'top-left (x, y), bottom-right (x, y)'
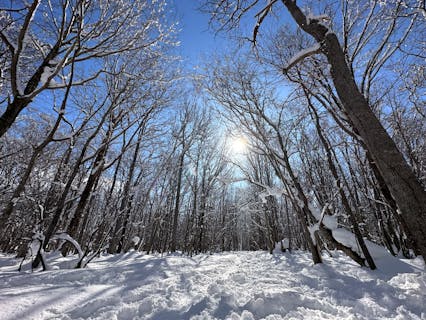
top-left (229, 136), bottom-right (248, 155)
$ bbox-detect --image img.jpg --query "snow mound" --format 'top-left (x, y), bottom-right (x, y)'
top-left (0, 251), bottom-right (424, 319)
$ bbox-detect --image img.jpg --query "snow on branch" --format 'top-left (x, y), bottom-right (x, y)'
top-left (255, 0), bottom-right (278, 18)
top-left (252, 0), bottom-right (278, 44)
top-left (283, 43), bottom-right (322, 73)
top-left (0, 30), bottom-right (17, 53)
top-left (258, 185), bottom-right (287, 203)
top-left (306, 14), bottom-right (331, 25)
top-left (52, 232), bottom-right (83, 259)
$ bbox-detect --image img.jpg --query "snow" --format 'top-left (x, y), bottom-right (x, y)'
top-left (40, 66), bottom-right (56, 88)
top-left (281, 238), bottom-right (289, 249)
top-left (52, 233), bottom-right (83, 259)
top-left (11, 197), bottom-right (19, 206)
top-left (258, 186), bottom-right (285, 203)
top-left (131, 236), bottom-right (141, 245)
top-left (284, 44), bottom-right (321, 71)
top-left (306, 14), bottom-right (331, 25)
top-left (307, 204), bottom-right (405, 267)
top-left (0, 30), bottom-right (17, 52)
top-left (28, 232), bottom-right (44, 258)
top-left (0, 250), bottom-right (424, 320)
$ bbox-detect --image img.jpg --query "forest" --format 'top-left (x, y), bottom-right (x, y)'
top-left (0, 0), bottom-right (425, 274)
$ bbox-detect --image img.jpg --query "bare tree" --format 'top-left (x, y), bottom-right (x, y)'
top-left (0, 0), bottom-right (176, 138)
top-left (203, 0), bottom-right (426, 262)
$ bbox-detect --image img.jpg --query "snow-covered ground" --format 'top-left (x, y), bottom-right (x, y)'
top-left (0, 250), bottom-right (424, 320)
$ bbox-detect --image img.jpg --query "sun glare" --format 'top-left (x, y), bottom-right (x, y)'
top-left (229, 136), bottom-right (248, 155)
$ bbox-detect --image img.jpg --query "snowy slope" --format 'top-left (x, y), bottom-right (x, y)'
top-left (0, 251), bottom-right (424, 320)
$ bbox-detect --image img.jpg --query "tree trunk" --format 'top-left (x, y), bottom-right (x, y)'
top-left (116, 132), bottom-right (143, 253)
top-left (0, 97), bottom-right (31, 138)
top-left (308, 100), bottom-right (376, 269)
top-left (171, 150), bottom-right (185, 252)
top-left (66, 146), bottom-right (107, 243)
top-left (282, 0), bottom-right (426, 261)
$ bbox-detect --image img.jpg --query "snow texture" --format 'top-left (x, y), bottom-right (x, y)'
top-left (52, 233), bottom-right (83, 259)
top-left (0, 250), bottom-right (424, 320)
top-left (284, 44), bottom-right (321, 71)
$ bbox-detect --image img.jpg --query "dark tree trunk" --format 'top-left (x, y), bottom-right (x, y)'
top-left (282, 0), bottom-right (426, 262)
top-left (116, 132), bottom-right (143, 253)
top-left (318, 227), bottom-right (365, 267)
top-left (0, 41), bottom-right (61, 138)
top-left (171, 150), bottom-right (185, 252)
top-left (308, 100), bottom-right (376, 269)
top-left (66, 144), bottom-right (108, 243)
top-left (270, 156), bottom-right (323, 263)
top-left (0, 97), bottom-right (30, 137)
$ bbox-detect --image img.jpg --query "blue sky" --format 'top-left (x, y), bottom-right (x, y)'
top-left (171, 0), bottom-right (293, 70)
top-left (173, 0), bottom-right (226, 68)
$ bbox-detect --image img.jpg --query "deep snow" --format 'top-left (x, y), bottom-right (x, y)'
top-left (0, 250), bottom-right (425, 320)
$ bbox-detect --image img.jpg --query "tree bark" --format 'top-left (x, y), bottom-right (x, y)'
top-left (308, 99), bottom-right (376, 269)
top-left (171, 149), bottom-right (185, 252)
top-left (282, 0), bottom-right (426, 261)
top-left (66, 140), bottom-right (109, 243)
top-left (117, 133), bottom-right (143, 253)
top-left (0, 98), bottom-right (31, 137)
